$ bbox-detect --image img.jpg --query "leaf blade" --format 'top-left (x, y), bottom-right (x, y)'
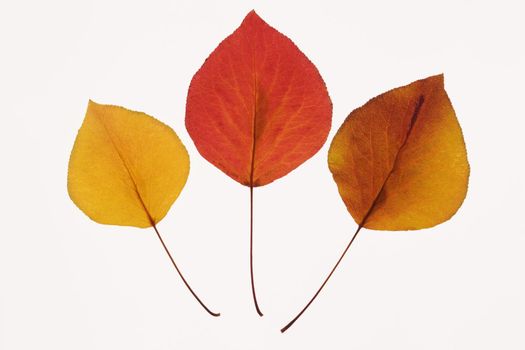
top-left (68, 101), bottom-right (190, 228)
top-left (328, 74), bottom-right (469, 230)
top-left (185, 10), bottom-right (332, 186)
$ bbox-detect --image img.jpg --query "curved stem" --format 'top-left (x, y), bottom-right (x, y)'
top-left (280, 225), bottom-right (363, 333)
top-left (152, 224), bottom-right (220, 317)
top-left (250, 186), bottom-right (264, 316)
top-left (280, 94), bottom-right (426, 332)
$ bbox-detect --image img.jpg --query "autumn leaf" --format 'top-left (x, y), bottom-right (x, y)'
top-left (68, 101), bottom-right (219, 316)
top-left (281, 74), bottom-right (469, 332)
top-left (186, 10), bottom-right (332, 315)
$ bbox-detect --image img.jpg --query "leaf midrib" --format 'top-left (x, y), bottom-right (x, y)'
top-left (358, 94), bottom-right (425, 228)
top-left (95, 112), bottom-right (154, 225)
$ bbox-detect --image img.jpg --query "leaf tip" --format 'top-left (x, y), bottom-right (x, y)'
top-left (243, 9), bottom-right (265, 26)
top-left (87, 99), bottom-right (98, 107)
top-left (425, 73), bottom-right (445, 87)
top-left (87, 99), bottom-right (104, 114)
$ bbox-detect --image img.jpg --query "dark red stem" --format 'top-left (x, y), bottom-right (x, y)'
top-left (152, 224), bottom-right (220, 317)
top-left (280, 225), bottom-right (363, 332)
top-left (250, 186), bottom-right (264, 316)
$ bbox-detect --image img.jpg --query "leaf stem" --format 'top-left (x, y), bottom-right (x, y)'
top-left (281, 95), bottom-right (427, 332)
top-left (152, 224), bottom-right (220, 317)
top-left (280, 225), bottom-right (363, 333)
top-left (250, 186), bottom-right (264, 316)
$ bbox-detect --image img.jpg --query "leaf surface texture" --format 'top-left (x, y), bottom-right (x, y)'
top-left (328, 75), bottom-right (469, 230)
top-left (68, 101), bottom-right (190, 228)
top-left (186, 10), bottom-right (332, 186)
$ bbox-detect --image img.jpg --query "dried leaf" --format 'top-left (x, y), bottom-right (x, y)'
top-left (185, 10), bottom-right (332, 316)
top-left (68, 101), bottom-right (219, 317)
top-left (68, 101), bottom-right (189, 228)
top-left (328, 74), bottom-right (469, 230)
top-left (282, 74), bottom-right (469, 332)
top-left (186, 10), bottom-right (332, 187)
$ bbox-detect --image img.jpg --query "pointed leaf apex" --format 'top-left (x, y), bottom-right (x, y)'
top-left (87, 100), bottom-right (105, 112)
top-left (426, 73), bottom-right (445, 87)
top-left (243, 9), bottom-right (265, 25)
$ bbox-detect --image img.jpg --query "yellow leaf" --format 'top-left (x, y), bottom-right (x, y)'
top-left (68, 101), bottom-right (190, 228)
top-left (328, 74), bottom-right (469, 230)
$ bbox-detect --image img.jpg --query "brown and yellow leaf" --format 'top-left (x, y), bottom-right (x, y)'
top-left (282, 74), bottom-right (469, 332)
top-left (328, 74), bottom-right (469, 230)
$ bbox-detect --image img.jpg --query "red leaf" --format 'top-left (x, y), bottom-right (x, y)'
top-left (186, 10), bottom-right (332, 187)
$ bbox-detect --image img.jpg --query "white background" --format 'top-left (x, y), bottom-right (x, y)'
top-left (1, 0), bottom-right (524, 349)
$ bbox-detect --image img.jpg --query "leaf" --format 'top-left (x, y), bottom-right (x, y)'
top-left (328, 74), bottom-right (469, 230)
top-left (281, 74), bottom-right (469, 332)
top-left (68, 100), bottom-right (190, 228)
top-left (185, 10), bottom-right (332, 316)
top-left (185, 10), bottom-right (332, 187)
top-left (68, 101), bottom-right (219, 317)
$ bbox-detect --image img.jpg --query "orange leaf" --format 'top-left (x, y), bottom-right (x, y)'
top-left (186, 10), bottom-right (332, 187)
top-left (328, 74), bottom-right (469, 230)
top-left (282, 74), bottom-right (469, 332)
